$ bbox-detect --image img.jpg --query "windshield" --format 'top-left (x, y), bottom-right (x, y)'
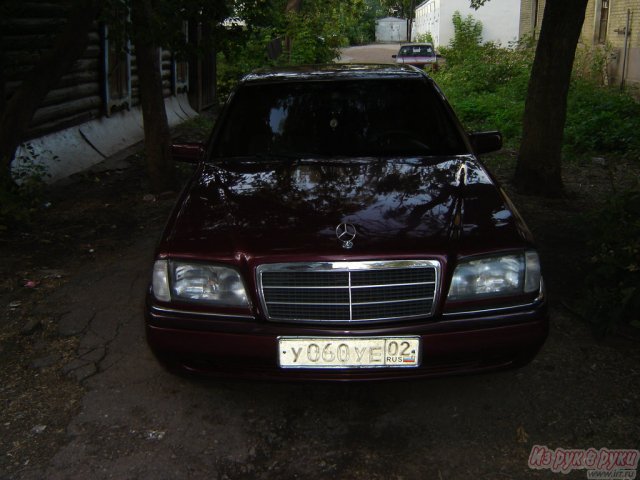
top-left (212, 78), bottom-right (467, 159)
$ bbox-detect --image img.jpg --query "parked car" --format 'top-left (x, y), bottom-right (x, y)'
top-left (145, 64), bottom-right (548, 381)
top-left (392, 43), bottom-right (438, 69)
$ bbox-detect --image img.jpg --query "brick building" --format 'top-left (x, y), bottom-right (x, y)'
top-left (519, 0), bottom-right (639, 87)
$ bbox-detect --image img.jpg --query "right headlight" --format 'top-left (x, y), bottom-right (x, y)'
top-left (446, 250), bottom-right (542, 302)
top-left (151, 260), bottom-right (249, 307)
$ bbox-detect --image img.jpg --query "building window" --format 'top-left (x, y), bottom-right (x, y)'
top-left (597, 0), bottom-right (610, 44)
top-left (102, 25), bottom-right (131, 115)
top-left (172, 21), bottom-right (189, 95)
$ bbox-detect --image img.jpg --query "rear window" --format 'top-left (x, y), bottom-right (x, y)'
top-left (399, 45), bottom-right (434, 57)
top-left (212, 78), bottom-right (466, 159)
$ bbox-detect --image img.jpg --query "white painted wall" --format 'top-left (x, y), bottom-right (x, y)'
top-left (414, 0), bottom-right (521, 48)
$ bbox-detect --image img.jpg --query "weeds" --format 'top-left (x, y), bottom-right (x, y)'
top-left (0, 145), bottom-right (52, 235)
top-left (564, 80), bottom-right (640, 159)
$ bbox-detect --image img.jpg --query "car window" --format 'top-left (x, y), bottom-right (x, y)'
top-left (399, 45), bottom-right (434, 57)
top-left (212, 78), bottom-right (467, 159)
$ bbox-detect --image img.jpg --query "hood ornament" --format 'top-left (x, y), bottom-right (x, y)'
top-left (336, 223), bottom-right (357, 249)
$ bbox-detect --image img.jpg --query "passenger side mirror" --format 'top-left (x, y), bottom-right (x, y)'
top-left (468, 131), bottom-right (502, 155)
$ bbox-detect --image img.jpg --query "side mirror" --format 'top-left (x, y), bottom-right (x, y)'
top-left (171, 143), bottom-right (205, 164)
top-left (468, 131), bottom-right (502, 155)
top-left (392, 54), bottom-right (397, 58)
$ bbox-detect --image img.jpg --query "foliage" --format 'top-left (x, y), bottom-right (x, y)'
top-left (432, 16), bottom-right (533, 146)
top-left (564, 80), bottom-right (640, 158)
top-left (437, 11), bottom-right (483, 67)
top-left (584, 188), bottom-right (640, 336)
top-left (101, 0), bottom-right (231, 57)
top-left (216, 26), bottom-right (280, 100)
top-left (432, 11), bottom-right (640, 157)
top-left (0, 146), bottom-right (51, 233)
top-left (217, 0), bottom-right (375, 100)
top-left (572, 42), bottom-right (614, 85)
top-left (379, 0), bottom-right (413, 18)
top-left (415, 32), bottom-right (434, 44)
top-left (285, 11), bottom-right (337, 64)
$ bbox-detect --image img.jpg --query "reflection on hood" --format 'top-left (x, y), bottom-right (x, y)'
top-left (163, 156), bottom-right (525, 257)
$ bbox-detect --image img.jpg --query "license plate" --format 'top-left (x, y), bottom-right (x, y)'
top-left (278, 337), bottom-right (420, 369)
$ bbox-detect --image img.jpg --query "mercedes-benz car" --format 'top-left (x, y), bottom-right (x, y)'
top-left (145, 64), bottom-right (548, 381)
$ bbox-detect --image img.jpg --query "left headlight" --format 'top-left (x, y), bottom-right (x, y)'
top-left (447, 251), bottom-right (542, 301)
top-left (152, 260), bottom-right (249, 307)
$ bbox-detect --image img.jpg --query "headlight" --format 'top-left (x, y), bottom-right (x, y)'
top-left (447, 251), bottom-right (541, 301)
top-left (152, 260), bottom-right (171, 302)
top-left (152, 260), bottom-right (249, 307)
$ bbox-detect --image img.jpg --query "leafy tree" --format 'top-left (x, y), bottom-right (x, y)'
top-left (379, 0), bottom-right (413, 18)
top-left (515, 0), bottom-right (589, 196)
top-left (217, 0), bottom-right (376, 98)
top-left (116, 0), bottom-right (231, 192)
top-left (470, 0), bottom-right (589, 197)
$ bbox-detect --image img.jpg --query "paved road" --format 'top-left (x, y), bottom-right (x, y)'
top-left (337, 44), bottom-right (401, 64)
top-left (17, 228), bottom-right (639, 479)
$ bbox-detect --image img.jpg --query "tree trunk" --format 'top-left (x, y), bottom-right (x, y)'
top-left (131, 0), bottom-right (175, 193)
top-left (514, 0), bottom-right (588, 197)
top-left (0, 0), bottom-right (101, 174)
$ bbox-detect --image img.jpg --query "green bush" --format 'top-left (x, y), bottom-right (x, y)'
top-left (415, 32), bottom-right (434, 44)
top-left (564, 80), bottom-right (640, 158)
top-left (0, 158), bottom-right (49, 234)
top-left (286, 12), bottom-right (337, 64)
top-left (438, 12), bottom-right (483, 68)
top-left (433, 31), bottom-right (533, 147)
top-left (432, 11), bottom-right (640, 158)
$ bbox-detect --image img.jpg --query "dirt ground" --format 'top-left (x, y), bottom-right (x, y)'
top-left (1, 47), bottom-right (639, 480)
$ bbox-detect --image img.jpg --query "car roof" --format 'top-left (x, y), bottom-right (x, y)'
top-left (240, 64), bottom-right (427, 84)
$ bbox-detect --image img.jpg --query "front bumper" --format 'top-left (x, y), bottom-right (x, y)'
top-left (145, 298), bottom-right (548, 381)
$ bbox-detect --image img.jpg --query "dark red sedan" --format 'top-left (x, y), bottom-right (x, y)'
top-left (145, 64), bottom-right (548, 381)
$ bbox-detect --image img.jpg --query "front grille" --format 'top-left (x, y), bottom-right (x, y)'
top-left (257, 260), bottom-right (440, 324)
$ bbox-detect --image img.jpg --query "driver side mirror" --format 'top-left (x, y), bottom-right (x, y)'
top-left (171, 143), bottom-right (205, 164)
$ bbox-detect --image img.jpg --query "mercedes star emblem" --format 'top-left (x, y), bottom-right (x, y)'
top-left (336, 223), bottom-right (357, 249)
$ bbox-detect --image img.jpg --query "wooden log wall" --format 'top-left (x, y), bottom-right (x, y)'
top-left (2, 1), bottom-right (184, 142)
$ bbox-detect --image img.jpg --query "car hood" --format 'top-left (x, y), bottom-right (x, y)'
top-left (159, 156), bottom-right (528, 260)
